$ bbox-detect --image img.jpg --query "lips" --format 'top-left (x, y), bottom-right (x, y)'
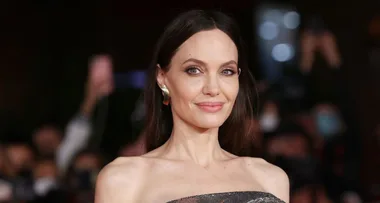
top-left (195, 102), bottom-right (224, 113)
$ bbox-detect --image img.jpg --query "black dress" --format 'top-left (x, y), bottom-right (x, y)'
top-left (167, 191), bottom-right (285, 203)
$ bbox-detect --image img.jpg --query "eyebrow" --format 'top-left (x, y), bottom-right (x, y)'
top-left (182, 58), bottom-right (237, 67)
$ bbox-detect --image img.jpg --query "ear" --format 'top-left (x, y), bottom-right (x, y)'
top-left (156, 64), bottom-right (166, 88)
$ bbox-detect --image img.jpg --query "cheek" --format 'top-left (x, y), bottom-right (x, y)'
top-left (167, 76), bottom-right (203, 104)
top-left (220, 79), bottom-right (239, 101)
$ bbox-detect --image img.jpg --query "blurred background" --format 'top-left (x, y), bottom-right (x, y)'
top-left (0, 0), bottom-right (379, 202)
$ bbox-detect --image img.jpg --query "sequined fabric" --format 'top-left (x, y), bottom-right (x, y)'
top-left (167, 191), bottom-right (285, 203)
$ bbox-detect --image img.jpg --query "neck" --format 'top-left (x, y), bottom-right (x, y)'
top-left (162, 119), bottom-right (225, 167)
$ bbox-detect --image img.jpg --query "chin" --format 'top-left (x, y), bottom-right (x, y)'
top-left (193, 115), bottom-right (227, 129)
top-left (196, 123), bottom-right (222, 129)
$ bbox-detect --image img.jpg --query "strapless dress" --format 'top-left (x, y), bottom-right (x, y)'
top-left (166, 191), bottom-right (285, 203)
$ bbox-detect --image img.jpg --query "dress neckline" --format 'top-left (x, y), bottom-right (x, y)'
top-left (167, 190), bottom-right (283, 203)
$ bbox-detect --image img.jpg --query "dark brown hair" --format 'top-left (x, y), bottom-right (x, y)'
top-left (144, 10), bottom-right (256, 156)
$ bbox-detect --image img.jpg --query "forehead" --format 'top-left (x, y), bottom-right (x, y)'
top-left (172, 29), bottom-right (238, 64)
top-left (8, 144), bottom-right (31, 152)
top-left (35, 127), bottom-right (61, 136)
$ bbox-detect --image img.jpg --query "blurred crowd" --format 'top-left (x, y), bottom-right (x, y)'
top-left (255, 22), bottom-right (362, 203)
top-left (0, 19), bottom-right (364, 203)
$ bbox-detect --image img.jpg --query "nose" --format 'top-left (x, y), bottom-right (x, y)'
top-left (202, 74), bottom-right (220, 97)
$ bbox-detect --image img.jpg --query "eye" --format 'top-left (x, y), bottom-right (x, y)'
top-left (221, 69), bottom-right (236, 76)
top-left (185, 66), bottom-right (202, 75)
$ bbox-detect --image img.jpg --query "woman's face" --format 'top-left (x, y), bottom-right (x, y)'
top-left (157, 29), bottom-right (239, 130)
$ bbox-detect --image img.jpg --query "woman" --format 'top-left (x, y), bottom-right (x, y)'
top-left (95, 10), bottom-right (289, 203)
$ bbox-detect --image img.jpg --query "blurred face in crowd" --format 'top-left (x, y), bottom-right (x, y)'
top-left (267, 133), bottom-right (309, 158)
top-left (313, 103), bottom-right (343, 138)
top-left (74, 153), bottom-right (101, 171)
top-left (33, 159), bottom-right (57, 179)
top-left (259, 101), bottom-right (280, 132)
top-left (6, 144), bottom-right (34, 172)
top-left (32, 126), bottom-right (62, 157)
top-left (156, 29), bottom-right (239, 130)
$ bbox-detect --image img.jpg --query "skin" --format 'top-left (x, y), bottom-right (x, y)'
top-left (81, 55), bottom-right (114, 117)
top-left (33, 160), bottom-right (58, 179)
top-left (33, 126), bottom-right (62, 156)
top-left (94, 29), bottom-right (289, 203)
top-left (300, 30), bottom-right (341, 73)
top-left (6, 144), bottom-right (34, 173)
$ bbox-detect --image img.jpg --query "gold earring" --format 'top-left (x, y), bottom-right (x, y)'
top-left (160, 85), bottom-right (170, 105)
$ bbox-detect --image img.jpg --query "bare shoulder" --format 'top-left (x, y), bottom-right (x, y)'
top-left (242, 157), bottom-right (289, 203)
top-left (94, 156), bottom-right (149, 203)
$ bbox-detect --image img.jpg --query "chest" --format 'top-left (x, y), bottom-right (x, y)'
top-left (139, 166), bottom-right (261, 203)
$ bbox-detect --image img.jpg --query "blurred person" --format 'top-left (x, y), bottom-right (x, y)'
top-left (81, 55), bottom-right (114, 115)
top-left (32, 125), bottom-right (62, 158)
top-left (312, 103), bottom-right (362, 202)
top-left (32, 158), bottom-right (59, 197)
top-left (290, 185), bottom-right (333, 203)
top-left (313, 103), bottom-right (344, 141)
top-left (300, 16), bottom-right (342, 73)
top-left (67, 149), bottom-right (104, 203)
top-left (72, 149), bottom-right (103, 172)
top-left (56, 54), bottom-right (114, 174)
top-left (321, 129), bottom-right (362, 202)
top-left (0, 145), bottom-right (13, 201)
top-left (29, 158), bottom-right (68, 203)
top-left (95, 10), bottom-right (289, 203)
top-left (5, 142), bottom-right (34, 176)
top-left (300, 16), bottom-right (345, 105)
top-left (5, 142), bottom-right (36, 201)
top-left (0, 144), bottom-right (15, 178)
top-left (66, 149), bottom-right (104, 191)
top-left (259, 100), bottom-right (281, 133)
top-left (264, 121), bottom-right (319, 190)
top-left (264, 121), bottom-right (313, 159)
top-left (291, 186), bottom-right (315, 203)
top-left (322, 137), bottom-right (362, 203)
top-left (265, 121), bottom-right (333, 203)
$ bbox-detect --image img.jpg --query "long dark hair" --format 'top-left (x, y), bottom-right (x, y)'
top-left (144, 10), bottom-right (256, 156)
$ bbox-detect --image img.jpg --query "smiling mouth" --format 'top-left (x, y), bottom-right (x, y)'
top-left (195, 102), bottom-right (224, 113)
